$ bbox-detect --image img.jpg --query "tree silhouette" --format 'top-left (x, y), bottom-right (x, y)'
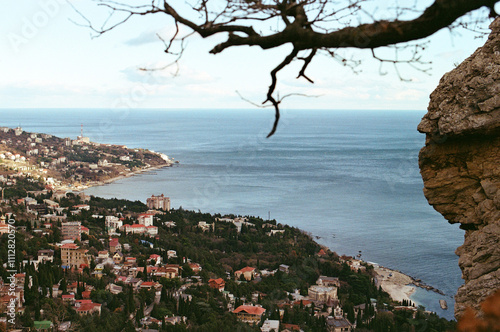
top-left (76, 0), bottom-right (498, 135)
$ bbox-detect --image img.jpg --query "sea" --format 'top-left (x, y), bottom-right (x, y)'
top-left (1, 108), bottom-right (463, 320)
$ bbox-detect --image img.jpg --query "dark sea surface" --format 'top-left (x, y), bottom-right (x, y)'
top-left (1, 108), bottom-right (463, 319)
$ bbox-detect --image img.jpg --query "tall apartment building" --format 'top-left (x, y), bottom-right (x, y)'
top-left (61, 243), bottom-right (90, 269)
top-left (146, 194), bottom-right (170, 211)
top-left (62, 221), bottom-right (82, 241)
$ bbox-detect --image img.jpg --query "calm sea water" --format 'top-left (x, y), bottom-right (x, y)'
top-left (1, 109), bottom-right (463, 319)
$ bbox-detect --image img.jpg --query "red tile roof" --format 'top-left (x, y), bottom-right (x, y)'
top-left (61, 243), bottom-right (79, 249)
top-left (232, 305), bottom-right (266, 316)
top-left (237, 266), bottom-right (256, 273)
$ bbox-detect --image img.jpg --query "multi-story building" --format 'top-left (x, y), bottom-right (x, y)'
top-left (105, 216), bottom-right (123, 234)
top-left (232, 305), bottom-right (266, 323)
top-left (308, 285), bottom-right (338, 303)
top-left (146, 194), bottom-right (170, 211)
top-left (60, 243), bottom-right (90, 269)
top-left (62, 221), bottom-right (82, 241)
top-left (137, 213), bottom-right (154, 227)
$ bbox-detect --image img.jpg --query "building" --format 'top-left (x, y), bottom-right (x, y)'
top-left (308, 285), bottom-right (338, 303)
top-left (235, 267), bottom-right (256, 281)
top-left (198, 221), bottom-right (214, 232)
top-left (61, 221), bottom-right (82, 241)
top-left (75, 300), bottom-right (102, 315)
top-left (208, 278), bottom-right (226, 291)
top-left (233, 305), bottom-right (266, 323)
top-left (105, 216), bottom-right (123, 235)
top-left (317, 276), bottom-right (340, 287)
top-left (37, 249), bottom-right (55, 263)
top-left (109, 238), bottom-right (122, 254)
top-left (146, 194), bottom-right (171, 211)
top-left (137, 213), bottom-right (154, 227)
top-left (326, 316), bottom-right (353, 332)
top-left (60, 243), bottom-right (90, 269)
top-left (261, 319), bottom-right (280, 332)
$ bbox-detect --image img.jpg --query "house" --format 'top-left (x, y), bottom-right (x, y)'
top-left (137, 213), bottom-right (154, 227)
top-left (233, 305), bottom-right (266, 323)
top-left (317, 276), bottom-right (340, 287)
top-left (98, 251), bottom-right (109, 259)
top-left (189, 262), bottom-right (202, 274)
top-left (113, 252), bottom-right (124, 264)
top-left (308, 285), bottom-right (337, 303)
top-left (62, 294), bottom-right (75, 304)
top-left (279, 264), bottom-right (290, 274)
top-left (105, 283), bottom-right (123, 295)
top-left (149, 254), bottom-right (162, 265)
top-left (155, 265), bottom-right (180, 279)
top-left (208, 278), bottom-right (225, 291)
top-left (317, 249), bottom-right (328, 257)
top-left (326, 316), bottom-right (353, 332)
top-left (37, 249), bottom-right (55, 263)
top-left (235, 267), bottom-right (256, 281)
top-left (75, 301), bottom-right (101, 316)
top-left (167, 250), bottom-right (177, 259)
top-left (198, 221), bottom-right (214, 232)
top-left (60, 243), bottom-right (90, 269)
top-left (109, 238), bottom-right (122, 254)
top-left (261, 319), bottom-right (280, 332)
top-left (81, 226), bottom-right (89, 235)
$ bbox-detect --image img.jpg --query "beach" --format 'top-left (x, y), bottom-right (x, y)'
top-left (373, 265), bottom-right (416, 303)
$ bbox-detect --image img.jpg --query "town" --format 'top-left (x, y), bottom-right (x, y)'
top-left (0, 128), bottom-right (455, 331)
top-left (0, 126), bottom-right (174, 192)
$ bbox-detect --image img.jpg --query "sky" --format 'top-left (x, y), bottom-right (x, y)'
top-left (0, 1), bottom-right (497, 111)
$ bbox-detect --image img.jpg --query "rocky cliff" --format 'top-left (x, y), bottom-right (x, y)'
top-left (418, 18), bottom-right (500, 319)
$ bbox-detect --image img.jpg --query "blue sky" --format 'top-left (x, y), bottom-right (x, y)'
top-left (1, 1), bottom-right (496, 110)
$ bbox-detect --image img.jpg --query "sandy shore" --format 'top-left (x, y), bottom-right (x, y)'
top-left (373, 265), bottom-right (416, 303)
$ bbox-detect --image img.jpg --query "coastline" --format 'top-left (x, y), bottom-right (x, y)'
top-left (56, 163), bottom-right (174, 192)
top-left (373, 264), bottom-right (416, 303)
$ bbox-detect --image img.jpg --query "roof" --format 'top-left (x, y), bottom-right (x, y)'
top-left (232, 305), bottom-right (266, 316)
top-left (209, 278), bottom-right (225, 286)
top-left (76, 303), bottom-right (101, 312)
top-left (327, 317), bottom-right (352, 328)
top-left (62, 294), bottom-right (75, 299)
top-left (140, 281), bottom-right (155, 287)
top-left (150, 254), bottom-right (161, 259)
top-left (60, 243), bottom-right (79, 249)
top-left (124, 224), bottom-right (145, 228)
top-left (237, 266), bottom-right (256, 273)
top-left (33, 321), bottom-right (53, 329)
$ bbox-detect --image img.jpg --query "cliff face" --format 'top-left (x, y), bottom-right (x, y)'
top-left (418, 18), bottom-right (500, 319)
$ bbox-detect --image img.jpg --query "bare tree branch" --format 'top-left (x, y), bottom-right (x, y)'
top-left (74, 0), bottom-right (499, 136)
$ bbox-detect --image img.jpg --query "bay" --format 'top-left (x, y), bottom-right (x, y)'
top-left (1, 108), bottom-right (463, 319)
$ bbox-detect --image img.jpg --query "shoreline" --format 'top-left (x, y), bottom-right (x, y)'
top-left (372, 264), bottom-right (417, 303)
top-left (56, 163), bottom-right (174, 192)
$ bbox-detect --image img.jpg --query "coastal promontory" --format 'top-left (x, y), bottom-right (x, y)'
top-left (0, 126), bottom-right (173, 191)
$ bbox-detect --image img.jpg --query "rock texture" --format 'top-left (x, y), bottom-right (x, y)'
top-left (418, 18), bottom-right (500, 319)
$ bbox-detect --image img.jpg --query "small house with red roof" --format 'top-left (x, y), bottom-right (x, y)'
top-left (235, 267), bottom-right (256, 281)
top-left (208, 278), bottom-right (225, 291)
top-left (149, 254), bottom-right (162, 265)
